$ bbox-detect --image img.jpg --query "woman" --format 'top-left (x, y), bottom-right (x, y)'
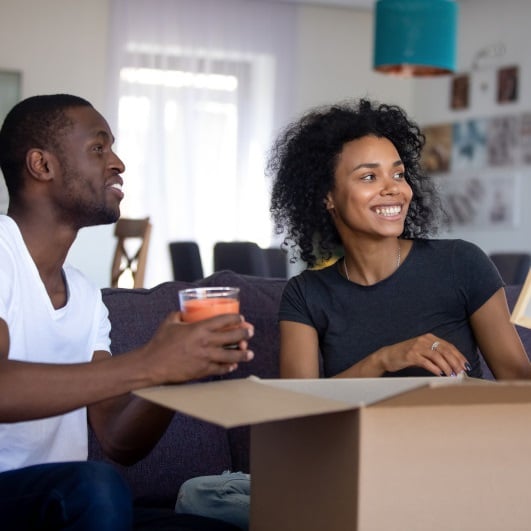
top-left (173, 99), bottom-right (531, 531)
top-left (269, 98), bottom-right (530, 380)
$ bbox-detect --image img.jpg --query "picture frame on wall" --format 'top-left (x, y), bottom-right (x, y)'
top-left (450, 74), bottom-right (469, 110)
top-left (497, 65), bottom-right (518, 104)
top-left (451, 119), bottom-right (487, 170)
top-left (487, 114), bottom-right (520, 166)
top-left (421, 124), bottom-right (452, 173)
top-left (435, 171), bottom-right (520, 230)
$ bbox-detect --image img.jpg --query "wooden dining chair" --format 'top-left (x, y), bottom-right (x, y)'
top-left (110, 217), bottom-right (152, 288)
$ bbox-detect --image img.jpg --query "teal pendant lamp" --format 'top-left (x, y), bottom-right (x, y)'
top-left (374, 0), bottom-right (458, 76)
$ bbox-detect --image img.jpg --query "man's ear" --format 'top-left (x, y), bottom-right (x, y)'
top-left (26, 149), bottom-right (54, 182)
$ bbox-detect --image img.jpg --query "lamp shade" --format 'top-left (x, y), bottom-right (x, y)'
top-left (374, 0), bottom-right (458, 76)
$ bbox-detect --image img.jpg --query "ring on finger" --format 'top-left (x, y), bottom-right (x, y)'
top-left (431, 341), bottom-right (440, 351)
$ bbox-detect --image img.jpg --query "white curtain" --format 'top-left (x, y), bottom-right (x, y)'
top-left (106, 0), bottom-right (297, 286)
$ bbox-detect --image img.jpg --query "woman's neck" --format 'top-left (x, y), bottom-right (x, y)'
top-left (342, 238), bottom-right (408, 286)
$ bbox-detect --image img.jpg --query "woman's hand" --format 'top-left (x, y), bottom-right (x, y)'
top-left (375, 334), bottom-right (470, 377)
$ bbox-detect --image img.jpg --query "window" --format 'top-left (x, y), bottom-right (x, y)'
top-left (108, 0), bottom-right (296, 285)
top-left (116, 54), bottom-right (274, 283)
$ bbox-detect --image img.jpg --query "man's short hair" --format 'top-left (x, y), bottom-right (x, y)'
top-left (0, 94), bottom-right (93, 199)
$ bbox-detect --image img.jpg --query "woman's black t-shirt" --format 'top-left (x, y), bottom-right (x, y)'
top-left (279, 239), bottom-right (503, 378)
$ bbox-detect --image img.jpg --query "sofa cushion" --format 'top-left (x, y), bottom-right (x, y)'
top-left (91, 270), bottom-right (286, 506)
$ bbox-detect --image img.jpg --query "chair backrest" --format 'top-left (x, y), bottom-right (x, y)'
top-left (111, 217), bottom-right (152, 288)
top-left (213, 241), bottom-right (269, 277)
top-left (262, 247), bottom-right (288, 278)
top-left (169, 241), bottom-right (204, 282)
top-left (489, 252), bottom-right (531, 285)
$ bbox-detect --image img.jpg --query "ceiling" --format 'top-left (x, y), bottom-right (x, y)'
top-left (282, 0), bottom-right (375, 8)
top-left (265, 0), bottom-right (482, 11)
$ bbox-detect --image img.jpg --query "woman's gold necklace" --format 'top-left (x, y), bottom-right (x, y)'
top-left (343, 240), bottom-right (401, 282)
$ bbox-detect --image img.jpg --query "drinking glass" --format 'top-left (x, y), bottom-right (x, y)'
top-left (178, 287), bottom-right (240, 323)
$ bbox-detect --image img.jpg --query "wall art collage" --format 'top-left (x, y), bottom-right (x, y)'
top-left (421, 112), bottom-right (528, 230)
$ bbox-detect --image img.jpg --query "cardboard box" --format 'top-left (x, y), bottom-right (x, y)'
top-left (135, 376), bottom-right (531, 531)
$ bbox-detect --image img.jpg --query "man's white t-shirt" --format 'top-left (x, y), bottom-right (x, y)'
top-left (0, 215), bottom-right (111, 472)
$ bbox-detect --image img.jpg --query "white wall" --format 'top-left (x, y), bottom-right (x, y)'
top-left (294, 5), bottom-right (413, 114)
top-left (412, 0), bottom-right (531, 256)
top-left (0, 0), bottom-right (115, 288)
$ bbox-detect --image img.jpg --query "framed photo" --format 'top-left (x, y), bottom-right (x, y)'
top-left (497, 65), bottom-right (518, 104)
top-left (450, 74), bottom-right (469, 110)
top-left (511, 268), bottom-right (531, 329)
top-left (487, 115), bottom-right (520, 166)
top-left (435, 171), bottom-right (520, 230)
top-left (451, 119), bottom-right (487, 170)
top-left (421, 124), bottom-right (452, 173)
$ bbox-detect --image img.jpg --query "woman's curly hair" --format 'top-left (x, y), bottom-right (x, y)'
top-left (268, 98), bottom-right (442, 267)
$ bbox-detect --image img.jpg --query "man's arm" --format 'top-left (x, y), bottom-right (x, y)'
top-left (88, 312), bottom-right (255, 465)
top-left (0, 318), bottom-right (158, 421)
top-left (87, 357), bottom-right (176, 466)
top-left (0, 313), bottom-right (254, 451)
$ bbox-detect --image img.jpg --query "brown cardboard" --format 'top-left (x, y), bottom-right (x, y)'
top-left (251, 410), bottom-right (361, 531)
top-left (135, 376), bottom-right (531, 531)
top-left (134, 377), bottom-right (355, 428)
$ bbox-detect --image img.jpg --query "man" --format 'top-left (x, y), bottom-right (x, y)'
top-left (0, 94), bottom-right (253, 530)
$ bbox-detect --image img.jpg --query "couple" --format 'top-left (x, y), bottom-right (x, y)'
top-left (1, 94), bottom-right (529, 530)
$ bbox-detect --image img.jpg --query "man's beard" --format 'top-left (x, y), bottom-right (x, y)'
top-left (59, 197), bottom-right (120, 230)
top-left (74, 202), bottom-right (120, 228)
top-left (58, 166), bottom-right (120, 229)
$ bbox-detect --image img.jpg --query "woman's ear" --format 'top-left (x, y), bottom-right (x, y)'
top-left (324, 193), bottom-right (335, 211)
top-left (26, 149), bottom-right (53, 182)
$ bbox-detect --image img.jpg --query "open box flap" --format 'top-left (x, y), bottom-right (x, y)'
top-left (134, 377), bottom-right (354, 428)
top-left (369, 376), bottom-right (531, 408)
top-left (260, 376), bottom-right (447, 405)
top-left (265, 376), bottom-right (531, 409)
top-left (135, 375), bottom-right (531, 429)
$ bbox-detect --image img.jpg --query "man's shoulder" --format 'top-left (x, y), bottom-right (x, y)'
top-left (0, 215), bottom-right (17, 243)
top-left (0, 217), bottom-right (20, 272)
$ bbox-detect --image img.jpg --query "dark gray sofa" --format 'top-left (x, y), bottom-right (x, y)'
top-left (89, 271), bottom-right (531, 508)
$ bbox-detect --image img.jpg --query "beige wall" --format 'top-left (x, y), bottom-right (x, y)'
top-left (0, 0), bottom-right (115, 286)
top-left (0, 0), bottom-right (109, 107)
top-left (294, 5), bottom-right (413, 114)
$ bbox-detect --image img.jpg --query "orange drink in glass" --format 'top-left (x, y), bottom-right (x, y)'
top-left (178, 287), bottom-right (240, 323)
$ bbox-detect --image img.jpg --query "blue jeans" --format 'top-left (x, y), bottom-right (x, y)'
top-left (175, 471), bottom-right (250, 531)
top-left (0, 461), bottom-right (132, 530)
